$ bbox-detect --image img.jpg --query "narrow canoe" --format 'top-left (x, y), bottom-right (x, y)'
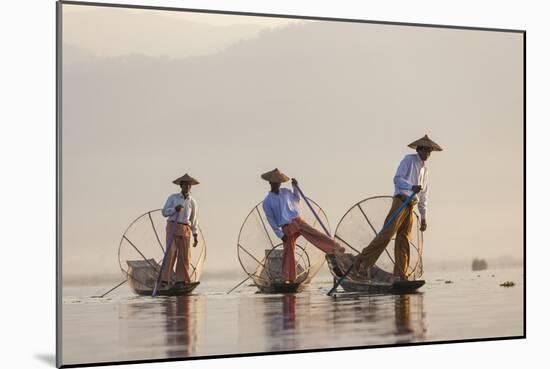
top-left (126, 259), bottom-right (200, 296)
top-left (132, 281), bottom-right (200, 296)
top-left (326, 254), bottom-right (425, 294)
top-left (254, 280), bottom-right (307, 294)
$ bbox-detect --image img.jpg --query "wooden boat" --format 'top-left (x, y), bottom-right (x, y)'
top-left (254, 281), bottom-right (307, 294)
top-left (133, 283), bottom-right (200, 297)
top-left (338, 276), bottom-right (425, 294)
top-left (126, 259), bottom-right (200, 296)
top-left (326, 254), bottom-right (425, 294)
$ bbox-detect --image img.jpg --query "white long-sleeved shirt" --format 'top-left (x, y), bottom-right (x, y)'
top-left (262, 184), bottom-right (301, 239)
top-left (393, 153), bottom-right (428, 220)
top-left (162, 193), bottom-right (199, 235)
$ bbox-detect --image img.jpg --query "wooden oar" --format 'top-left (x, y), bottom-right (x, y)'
top-left (91, 279), bottom-right (127, 298)
top-left (152, 216), bottom-right (178, 297)
top-left (294, 182), bottom-right (331, 237)
top-left (226, 275), bottom-right (253, 294)
top-left (327, 192), bottom-right (416, 296)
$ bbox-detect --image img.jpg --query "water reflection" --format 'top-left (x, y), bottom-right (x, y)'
top-left (249, 291), bottom-right (426, 353)
top-left (263, 294), bottom-right (301, 351)
top-left (63, 271), bottom-right (523, 364)
top-left (283, 294), bottom-right (297, 329)
top-left (162, 296), bottom-right (197, 357)
top-left (394, 294), bottom-right (427, 342)
top-left (121, 291), bottom-right (425, 360)
top-left (395, 294), bottom-right (414, 335)
top-left (122, 295), bottom-right (206, 358)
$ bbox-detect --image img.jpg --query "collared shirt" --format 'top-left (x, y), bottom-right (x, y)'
top-left (262, 184), bottom-right (301, 239)
top-left (393, 153), bottom-right (428, 220)
top-left (162, 193), bottom-right (199, 235)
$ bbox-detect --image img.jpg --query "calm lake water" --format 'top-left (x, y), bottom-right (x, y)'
top-left (61, 267), bottom-right (523, 366)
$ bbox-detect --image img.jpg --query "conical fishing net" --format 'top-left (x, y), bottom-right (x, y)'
top-left (334, 196), bottom-right (423, 280)
top-left (118, 209), bottom-right (206, 291)
top-left (237, 198), bottom-right (329, 289)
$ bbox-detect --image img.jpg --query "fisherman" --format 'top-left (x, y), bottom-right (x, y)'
top-left (354, 135), bottom-right (442, 281)
top-left (261, 168), bottom-right (345, 283)
top-left (159, 173), bottom-right (200, 288)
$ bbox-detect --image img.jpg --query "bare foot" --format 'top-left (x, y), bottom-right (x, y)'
top-left (352, 258), bottom-right (364, 274)
top-left (391, 275), bottom-right (406, 283)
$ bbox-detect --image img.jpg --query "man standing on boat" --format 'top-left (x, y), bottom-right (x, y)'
top-left (261, 168), bottom-right (345, 283)
top-left (159, 173), bottom-right (200, 289)
top-left (354, 135), bottom-right (442, 281)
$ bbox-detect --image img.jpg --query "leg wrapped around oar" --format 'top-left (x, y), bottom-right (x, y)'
top-left (354, 196), bottom-right (414, 277)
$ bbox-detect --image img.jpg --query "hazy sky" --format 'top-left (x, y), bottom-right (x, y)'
top-left (61, 4), bottom-right (523, 279)
top-left (64, 4), bottom-right (299, 27)
top-left (62, 5), bottom-right (302, 61)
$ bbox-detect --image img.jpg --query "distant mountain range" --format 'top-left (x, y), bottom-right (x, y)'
top-left (63, 7), bottom-right (281, 61)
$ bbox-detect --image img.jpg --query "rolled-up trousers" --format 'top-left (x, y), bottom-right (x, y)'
top-left (161, 222), bottom-right (192, 283)
top-left (358, 196), bottom-right (416, 279)
top-left (281, 217), bottom-right (342, 282)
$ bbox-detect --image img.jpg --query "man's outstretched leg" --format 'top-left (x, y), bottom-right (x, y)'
top-left (294, 217), bottom-right (344, 255)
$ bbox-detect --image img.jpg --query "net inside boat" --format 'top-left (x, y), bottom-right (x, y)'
top-left (118, 209), bottom-right (206, 290)
top-left (237, 197), bottom-right (329, 287)
top-left (334, 196), bottom-right (423, 280)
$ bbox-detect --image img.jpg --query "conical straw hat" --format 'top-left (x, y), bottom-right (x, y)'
top-left (407, 134), bottom-right (443, 151)
top-left (172, 173), bottom-right (200, 185)
top-left (261, 168), bottom-right (290, 183)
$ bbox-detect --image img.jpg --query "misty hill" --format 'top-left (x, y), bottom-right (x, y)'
top-left (63, 6), bottom-right (268, 60)
top-left (63, 44), bottom-right (98, 64)
top-left (63, 20), bottom-right (522, 180)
